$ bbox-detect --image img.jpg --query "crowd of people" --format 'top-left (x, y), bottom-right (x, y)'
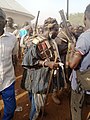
top-left (0, 3), bottom-right (90, 120)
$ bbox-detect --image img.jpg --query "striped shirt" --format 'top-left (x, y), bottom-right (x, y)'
top-left (0, 32), bottom-right (17, 91)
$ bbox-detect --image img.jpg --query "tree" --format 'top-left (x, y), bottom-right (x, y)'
top-left (69, 13), bottom-right (84, 26)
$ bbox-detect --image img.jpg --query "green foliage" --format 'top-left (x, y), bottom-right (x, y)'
top-left (69, 13), bottom-right (84, 26)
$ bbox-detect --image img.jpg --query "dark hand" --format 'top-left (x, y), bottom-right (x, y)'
top-left (45, 61), bottom-right (59, 69)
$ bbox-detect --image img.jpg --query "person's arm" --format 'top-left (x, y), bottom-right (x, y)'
top-left (20, 35), bottom-right (26, 48)
top-left (69, 50), bottom-right (82, 69)
top-left (69, 32), bottom-right (90, 69)
top-left (39, 59), bottom-right (59, 69)
top-left (12, 36), bottom-right (18, 55)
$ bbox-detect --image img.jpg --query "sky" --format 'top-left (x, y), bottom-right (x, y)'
top-left (15, 0), bottom-right (90, 25)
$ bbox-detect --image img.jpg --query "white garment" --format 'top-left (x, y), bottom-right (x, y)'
top-left (32, 93), bottom-right (46, 120)
top-left (20, 35), bottom-right (26, 48)
top-left (70, 70), bottom-right (77, 90)
top-left (0, 32), bottom-right (17, 91)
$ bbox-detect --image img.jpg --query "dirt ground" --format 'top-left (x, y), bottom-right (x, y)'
top-left (0, 60), bottom-right (90, 120)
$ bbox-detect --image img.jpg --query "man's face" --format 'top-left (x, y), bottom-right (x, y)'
top-left (83, 12), bottom-right (90, 30)
top-left (0, 17), bottom-right (6, 31)
top-left (50, 29), bottom-right (59, 39)
top-left (67, 22), bottom-right (73, 32)
top-left (6, 18), bottom-right (13, 27)
top-left (84, 14), bottom-right (86, 27)
top-left (49, 24), bottom-right (59, 39)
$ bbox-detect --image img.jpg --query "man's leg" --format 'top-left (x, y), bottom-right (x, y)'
top-left (2, 82), bottom-right (16, 120)
top-left (52, 75), bottom-right (61, 105)
top-left (29, 93), bottom-right (36, 120)
top-left (71, 89), bottom-right (84, 120)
